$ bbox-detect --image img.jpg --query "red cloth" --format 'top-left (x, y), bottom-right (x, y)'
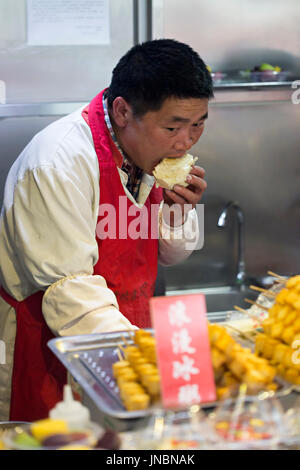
top-left (88, 90), bottom-right (163, 327)
top-left (0, 286), bottom-right (66, 421)
top-left (1, 89), bottom-right (163, 420)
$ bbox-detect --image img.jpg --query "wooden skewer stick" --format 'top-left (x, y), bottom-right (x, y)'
top-left (234, 305), bottom-right (263, 324)
top-left (267, 271), bottom-right (287, 281)
top-left (225, 323), bottom-right (256, 343)
top-left (121, 335), bottom-right (132, 348)
top-left (121, 335), bottom-right (129, 347)
top-left (234, 304), bottom-right (251, 314)
top-left (249, 285), bottom-right (277, 297)
top-left (269, 278), bottom-right (284, 284)
top-left (116, 348), bottom-right (124, 361)
top-left (234, 304), bottom-right (260, 317)
top-left (244, 298), bottom-right (269, 311)
top-left (117, 342), bottom-right (126, 355)
top-left (127, 329), bottom-right (135, 341)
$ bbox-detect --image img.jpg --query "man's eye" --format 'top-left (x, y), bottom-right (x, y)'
top-left (193, 121), bottom-right (204, 128)
top-left (166, 127), bottom-right (178, 132)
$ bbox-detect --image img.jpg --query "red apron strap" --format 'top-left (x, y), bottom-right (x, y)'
top-left (87, 90), bottom-right (163, 328)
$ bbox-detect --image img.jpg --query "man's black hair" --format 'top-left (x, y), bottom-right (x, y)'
top-left (106, 38), bottom-right (214, 117)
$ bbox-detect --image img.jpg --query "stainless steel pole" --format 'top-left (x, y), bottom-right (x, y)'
top-left (133, 0), bottom-right (152, 45)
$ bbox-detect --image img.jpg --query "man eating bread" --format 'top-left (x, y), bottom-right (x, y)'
top-left (0, 39), bottom-right (213, 421)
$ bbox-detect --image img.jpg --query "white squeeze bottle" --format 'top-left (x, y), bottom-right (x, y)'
top-left (49, 384), bottom-right (91, 430)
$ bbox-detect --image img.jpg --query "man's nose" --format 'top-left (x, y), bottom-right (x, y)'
top-left (174, 132), bottom-right (194, 152)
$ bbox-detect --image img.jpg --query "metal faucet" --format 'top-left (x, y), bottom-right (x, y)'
top-left (217, 201), bottom-right (246, 287)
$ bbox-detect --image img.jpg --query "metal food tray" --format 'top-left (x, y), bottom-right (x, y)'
top-left (48, 325), bottom-right (295, 425)
top-left (48, 330), bottom-right (154, 421)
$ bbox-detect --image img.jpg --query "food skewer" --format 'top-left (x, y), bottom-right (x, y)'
top-left (229, 382), bottom-right (248, 437)
top-left (117, 343), bottom-right (126, 354)
top-left (127, 330), bottom-right (135, 341)
top-left (116, 348), bottom-right (124, 361)
top-left (267, 271), bottom-right (287, 282)
top-left (234, 305), bottom-right (253, 314)
top-left (225, 323), bottom-right (256, 342)
top-left (233, 305), bottom-right (263, 324)
top-left (249, 285), bottom-right (277, 297)
top-left (121, 335), bottom-right (131, 347)
top-left (113, 325), bottom-right (281, 410)
top-left (209, 323), bottom-right (277, 399)
top-left (244, 298), bottom-right (269, 311)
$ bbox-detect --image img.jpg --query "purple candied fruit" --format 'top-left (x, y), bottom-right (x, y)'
top-left (96, 430), bottom-right (121, 450)
top-left (42, 432), bottom-right (89, 448)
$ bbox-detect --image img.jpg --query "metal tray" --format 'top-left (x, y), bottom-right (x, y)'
top-left (48, 330), bottom-right (161, 422)
top-left (48, 328), bottom-right (295, 426)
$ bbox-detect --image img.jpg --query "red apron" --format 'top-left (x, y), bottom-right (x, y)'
top-left (1, 89), bottom-right (163, 421)
top-left (89, 90), bottom-right (163, 327)
top-left (0, 287), bottom-right (67, 421)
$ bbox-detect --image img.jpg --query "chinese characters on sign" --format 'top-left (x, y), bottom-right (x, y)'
top-left (169, 301), bottom-right (199, 405)
top-left (150, 295), bottom-right (216, 409)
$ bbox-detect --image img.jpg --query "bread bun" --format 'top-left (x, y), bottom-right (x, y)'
top-left (153, 153), bottom-right (198, 190)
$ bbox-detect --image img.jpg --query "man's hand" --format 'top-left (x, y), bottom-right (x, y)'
top-left (162, 165), bottom-right (207, 227)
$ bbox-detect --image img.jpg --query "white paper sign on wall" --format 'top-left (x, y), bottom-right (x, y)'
top-left (27, 0), bottom-right (110, 46)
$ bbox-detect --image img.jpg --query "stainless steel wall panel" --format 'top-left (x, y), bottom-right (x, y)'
top-left (163, 94), bottom-right (300, 289)
top-left (152, 0), bottom-right (300, 289)
top-left (0, 0), bottom-right (133, 103)
top-left (0, 115), bottom-right (63, 203)
top-left (153, 0), bottom-right (300, 75)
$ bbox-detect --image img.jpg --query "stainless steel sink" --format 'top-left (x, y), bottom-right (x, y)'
top-left (165, 285), bottom-right (258, 315)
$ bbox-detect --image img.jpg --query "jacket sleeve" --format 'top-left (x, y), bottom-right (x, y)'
top-left (6, 162), bottom-right (134, 335)
top-left (158, 202), bottom-right (201, 266)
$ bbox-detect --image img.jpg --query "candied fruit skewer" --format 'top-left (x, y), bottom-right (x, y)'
top-left (244, 298), bottom-right (269, 311)
top-left (249, 285), bottom-right (277, 298)
top-left (112, 330), bottom-right (161, 408)
top-left (267, 271), bottom-right (287, 282)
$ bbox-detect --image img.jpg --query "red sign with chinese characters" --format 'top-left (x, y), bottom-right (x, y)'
top-left (150, 294), bottom-right (216, 409)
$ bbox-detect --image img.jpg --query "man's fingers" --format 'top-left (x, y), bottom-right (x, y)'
top-left (189, 165), bottom-right (206, 178)
top-left (164, 189), bottom-right (187, 206)
top-left (185, 174), bottom-right (207, 193)
top-left (163, 168), bottom-right (207, 209)
top-left (175, 176), bottom-right (207, 196)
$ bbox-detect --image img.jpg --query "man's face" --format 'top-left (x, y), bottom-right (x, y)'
top-left (113, 96), bottom-right (209, 175)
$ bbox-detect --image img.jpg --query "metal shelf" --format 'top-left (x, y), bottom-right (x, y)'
top-left (213, 81), bottom-right (295, 90)
top-left (0, 102), bottom-right (87, 118)
top-left (0, 80), bottom-right (297, 118)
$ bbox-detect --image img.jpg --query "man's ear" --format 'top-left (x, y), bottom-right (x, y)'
top-left (111, 97), bottom-right (132, 128)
